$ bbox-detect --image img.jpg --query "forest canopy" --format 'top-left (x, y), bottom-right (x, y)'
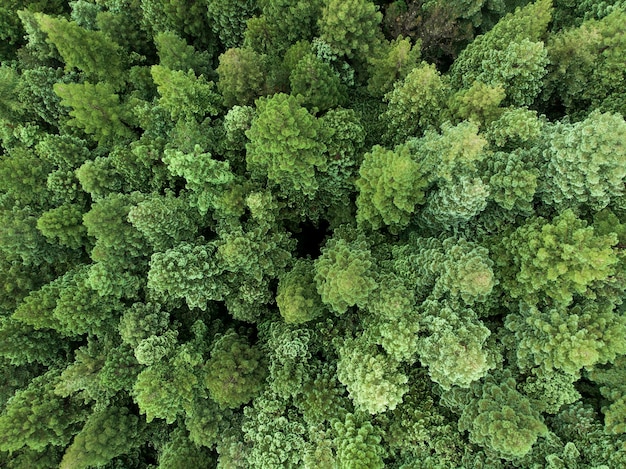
top-left (1, 0), bottom-right (626, 467)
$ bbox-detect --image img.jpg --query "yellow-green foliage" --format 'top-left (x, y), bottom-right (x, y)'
top-left (277, 259), bottom-right (326, 324)
top-left (314, 234), bottom-right (377, 314)
top-left (455, 373), bottom-right (548, 460)
top-left (382, 62), bottom-right (451, 144)
top-left (246, 93), bottom-right (326, 196)
top-left (318, 0), bottom-right (383, 61)
top-left (496, 209), bottom-right (619, 305)
top-left (356, 144), bottom-right (427, 232)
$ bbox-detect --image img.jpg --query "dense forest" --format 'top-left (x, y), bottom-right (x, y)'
top-left (1, 0), bottom-right (626, 467)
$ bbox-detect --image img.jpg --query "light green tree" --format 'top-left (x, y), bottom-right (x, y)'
top-left (246, 93), bottom-right (326, 197)
top-left (54, 81), bottom-right (132, 143)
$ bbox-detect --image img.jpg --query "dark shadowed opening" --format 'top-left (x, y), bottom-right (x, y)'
top-left (293, 219), bottom-right (330, 259)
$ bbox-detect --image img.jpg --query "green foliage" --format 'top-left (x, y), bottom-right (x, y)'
top-left (449, 372), bottom-right (548, 460)
top-left (206, 0), bottom-right (257, 48)
top-left (588, 356), bottom-right (626, 434)
top-left (133, 332), bottom-right (204, 424)
top-left (251, 0), bottom-right (324, 54)
top-left (0, 316), bottom-right (72, 365)
top-left (336, 337), bottom-right (408, 414)
top-left (485, 106), bottom-right (544, 150)
top-left (496, 209), bottom-right (619, 305)
top-left (276, 259), bottom-right (326, 324)
top-left (545, 9), bottom-right (626, 116)
top-left (127, 192), bottom-right (199, 251)
top-left (241, 389), bottom-right (307, 468)
top-left (450, 0), bottom-right (553, 106)
top-left (3, 1), bottom-right (626, 467)
top-left (263, 322), bottom-right (315, 399)
top-left (356, 143), bottom-right (427, 233)
top-left (333, 412), bottom-right (385, 469)
top-left (486, 149), bottom-right (540, 213)
top-left (449, 81), bottom-right (506, 126)
top-left (289, 53), bottom-right (346, 112)
top-left (59, 405), bottom-right (142, 469)
top-left (506, 299), bottom-right (626, 375)
top-left (151, 65), bottom-right (221, 122)
top-left (246, 93), bottom-right (326, 196)
top-left (157, 426), bottom-right (216, 469)
top-left (314, 233), bottom-right (378, 314)
top-left (217, 47), bottom-right (268, 108)
top-left (154, 31), bottom-right (212, 76)
top-left (147, 241), bottom-right (224, 310)
top-left (54, 81), bottom-right (132, 143)
top-left (318, 0), bottom-right (383, 61)
top-left (37, 202), bottom-right (88, 249)
top-left (382, 62), bottom-right (451, 144)
top-left (544, 111), bottom-right (626, 210)
top-left (0, 370), bottom-right (86, 452)
top-left (162, 146), bottom-right (237, 216)
top-left (0, 148), bottom-right (52, 208)
top-left (367, 36), bottom-right (421, 97)
top-left (35, 13), bottom-right (125, 86)
top-left (204, 330), bottom-right (267, 408)
top-left (417, 300), bottom-right (495, 389)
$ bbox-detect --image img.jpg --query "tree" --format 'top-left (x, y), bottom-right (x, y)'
top-left (367, 36), bottom-right (421, 97)
top-left (154, 31), bottom-right (213, 76)
top-left (446, 372), bottom-right (548, 460)
top-left (449, 0), bottom-right (552, 106)
top-left (147, 241), bottom-right (225, 310)
top-left (53, 81), bottom-right (132, 143)
top-left (246, 93), bottom-right (327, 197)
top-left (332, 412), bottom-right (385, 469)
top-left (336, 336), bottom-right (408, 414)
top-left (151, 65), bottom-right (221, 122)
top-left (506, 299), bottom-right (626, 375)
top-left (206, 0), bottom-right (258, 48)
top-left (217, 47), bottom-right (268, 108)
top-left (289, 53), bottom-right (346, 112)
top-left (545, 9), bottom-right (626, 116)
top-left (59, 405), bottom-right (143, 469)
top-left (382, 63), bottom-right (451, 144)
top-left (276, 259), bottom-right (326, 324)
top-left (355, 143), bottom-right (427, 233)
top-left (204, 330), bottom-right (267, 408)
top-left (544, 111), bottom-right (626, 210)
top-left (127, 192), bottom-right (199, 251)
top-left (495, 209), bottom-right (619, 305)
top-left (314, 232), bottom-right (378, 314)
top-left (35, 13), bottom-right (125, 86)
top-left (417, 299), bottom-right (495, 389)
top-left (0, 370), bottom-right (86, 453)
top-left (318, 0), bottom-right (383, 62)
top-left (37, 203), bottom-right (88, 250)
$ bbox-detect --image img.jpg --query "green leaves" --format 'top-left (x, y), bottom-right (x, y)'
top-left (544, 111), bottom-right (626, 210)
top-left (356, 144), bottom-right (427, 233)
top-left (54, 82), bottom-right (132, 143)
top-left (314, 233), bottom-right (377, 314)
top-left (382, 63), bottom-right (451, 144)
top-left (246, 93), bottom-right (326, 196)
top-left (3, 1), bottom-right (626, 467)
top-left (496, 209), bottom-right (619, 305)
top-left (60, 406), bottom-right (142, 469)
top-left (204, 330), bottom-right (267, 408)
top-left (318, 0), bottom-right (383, 61)
top-left (455, 373), bottom-right (548, 460)
top-left (35, 13), bottom-right (125, 86)
top-left (151, 65), bottom-right (221, 122)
